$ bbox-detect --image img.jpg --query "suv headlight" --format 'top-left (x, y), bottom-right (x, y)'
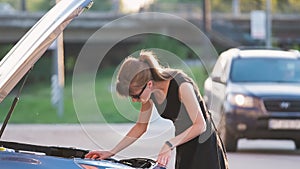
top-left (227, 94), bottom-right (257, 108)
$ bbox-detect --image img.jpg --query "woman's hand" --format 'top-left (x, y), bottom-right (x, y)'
top-left (156, 144), bottom-right (172, 167)
top-left (85, 150), bottom-right (114, 160)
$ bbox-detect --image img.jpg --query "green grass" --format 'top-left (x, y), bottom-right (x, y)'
top-left (0, 66), bottom-right (208, 124)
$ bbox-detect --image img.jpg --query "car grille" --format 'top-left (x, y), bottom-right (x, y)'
top-left (264, 100), bottom-right (300, 112)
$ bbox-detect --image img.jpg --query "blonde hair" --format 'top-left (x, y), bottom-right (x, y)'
top-left (116, 50), bottom-right (177, 97)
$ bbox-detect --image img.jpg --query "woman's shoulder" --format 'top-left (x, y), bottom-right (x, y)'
top-left (172, 71), bottom-right (192, 85)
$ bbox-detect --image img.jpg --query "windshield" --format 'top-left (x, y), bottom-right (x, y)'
top-left (230, 58), bottom-right (300, 83)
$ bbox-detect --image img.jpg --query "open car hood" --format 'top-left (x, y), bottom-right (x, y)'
top-left (0, 0), bottom-right (93, 103)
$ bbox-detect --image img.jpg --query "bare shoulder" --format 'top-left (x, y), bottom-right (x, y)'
top-left (179, 82), bottom-right (194, 92)
top-left (178, 82), bottom-right (195, 101)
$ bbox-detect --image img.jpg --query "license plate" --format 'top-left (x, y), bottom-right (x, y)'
top-left (268, 119), bottom-right (300, 130)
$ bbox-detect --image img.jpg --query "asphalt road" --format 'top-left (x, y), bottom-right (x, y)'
top-left (230, 139), bottom-right (300, 169)
top-left (2, 120), bottom-right (300, 169)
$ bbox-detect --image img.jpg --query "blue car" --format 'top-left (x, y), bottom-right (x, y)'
top-left (0, 146), bottom-right (157, 169)
top-left (0, 0), bottom-right (162, 168)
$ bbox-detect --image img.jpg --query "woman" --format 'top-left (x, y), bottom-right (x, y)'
top-left (85, 50), bottom-right (229, 169)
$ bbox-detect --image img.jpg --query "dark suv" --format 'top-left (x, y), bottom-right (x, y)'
top-left (204, 48), bottom-right (300, 152)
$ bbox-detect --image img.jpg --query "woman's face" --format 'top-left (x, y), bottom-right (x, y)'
top-left (130, 81), bottom-right (151, 103)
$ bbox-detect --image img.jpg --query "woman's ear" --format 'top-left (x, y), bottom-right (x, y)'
top-left (148, 80), bottom-right (153, 88)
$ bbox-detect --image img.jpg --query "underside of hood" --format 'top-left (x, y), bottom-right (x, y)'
top-left (0, 0), bottom-right (93, 103)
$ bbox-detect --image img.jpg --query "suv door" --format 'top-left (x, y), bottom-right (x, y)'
top-left (206, 54), bottom-right (229, 121)
top-left (204, 53), bottom-right (239, 151)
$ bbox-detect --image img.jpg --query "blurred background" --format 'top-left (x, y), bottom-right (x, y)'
top-left (0, 0), bottom-right (299, 123)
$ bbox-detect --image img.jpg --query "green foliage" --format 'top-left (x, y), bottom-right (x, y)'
top-left (0, 44), bottom-right (13, 59)
top-left (0, 71), bottom-right (129, 123)
top-left (88, 0), bottom-right (113, 12)
top-left (28, 55), bottom-right (52, 83)
top-left (26, 0), bottom-right (54, 12)
top-left (0, 65), bottom-right (206, 124)
top-left (153, 0), bottom-right (300, 14)
top-left (157, 0), bottom-right (196, 2)
top-left (212, 0), bottom-right (300, 14)
top-left (0, 0), bottom-right (112, 12)
top-left (211, 0), bottom-right (232, 13)
top-left (1, 0), bottom-right (300, 13)
top-left (291, 44), bottom-right (300, 51)
top-left (189, 66), bottom-right (208, 94)
top-left (0, 0), bottom-right (20, 10)
top-left (0, 0), bottom-right (53, 12)
top-left (65, 55), bottom-right (76, 74)
top-left (275, 0), bottom-right (300, 14)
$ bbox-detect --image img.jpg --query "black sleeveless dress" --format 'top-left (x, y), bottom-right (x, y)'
top-left (151, 73), bottom-right (229, 169)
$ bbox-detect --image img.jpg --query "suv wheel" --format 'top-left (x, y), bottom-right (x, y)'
top-left (218, 113), bottom-right (238, 152)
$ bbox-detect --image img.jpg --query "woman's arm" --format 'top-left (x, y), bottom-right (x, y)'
top-left (168, 82), bottom-right (207, 147)
top-left (156, 82), bottom-right (206, 166)
top-left (112, 100), bottom-right (153, 152)
top-left (85, 101), bottom-right (153, 159)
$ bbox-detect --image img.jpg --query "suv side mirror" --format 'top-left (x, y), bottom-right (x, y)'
top-left (211, 76), bottom-right (226, 84)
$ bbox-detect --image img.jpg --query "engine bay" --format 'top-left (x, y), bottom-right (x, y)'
top-left (0, 141), bottom-right (160, 168)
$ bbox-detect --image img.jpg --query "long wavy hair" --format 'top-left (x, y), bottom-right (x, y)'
top-left (116, 50), bottom-right (198, 97)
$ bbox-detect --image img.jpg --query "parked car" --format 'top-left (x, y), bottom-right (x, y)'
top-left (0, 0), bottom-right (163, 168)
top-left (204, 47), bottom-right (300, 152)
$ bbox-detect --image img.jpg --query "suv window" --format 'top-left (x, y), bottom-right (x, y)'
top-left (230, 58), bottom-right (300, 83)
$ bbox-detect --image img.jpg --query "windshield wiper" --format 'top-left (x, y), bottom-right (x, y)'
top-left (0, 69), bottom-right (32, 139)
